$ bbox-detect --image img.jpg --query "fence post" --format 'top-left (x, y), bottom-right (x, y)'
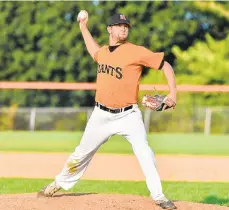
top-left (29, 108), bottom-right (36, 131)
top-left (144, 109), bottom-right (151, 133)
top-left (204, 107), bottom-right (212, 136)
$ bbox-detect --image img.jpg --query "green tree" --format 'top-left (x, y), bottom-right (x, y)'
top-left (171, 1), bottom-right (229, 106)
top-left (0, 1), bottom-right (228, 107)
top-left (172, 34), bottom-right (229, 106)
top-left (173, 34), bottom-right (229, 85)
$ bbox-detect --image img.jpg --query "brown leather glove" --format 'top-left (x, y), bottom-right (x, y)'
top-left (142, 94), bottom-right (176, 111)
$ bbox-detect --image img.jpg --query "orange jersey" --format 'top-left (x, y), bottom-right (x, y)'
top-left (94, 42), bottom-right (164, 108)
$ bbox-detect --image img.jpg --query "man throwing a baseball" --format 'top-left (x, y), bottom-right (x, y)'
top-left (38, 10), bottom-right (177, 210)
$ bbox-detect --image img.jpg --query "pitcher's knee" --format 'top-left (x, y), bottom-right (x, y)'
top-left (73, 145), bottom-right (92, 156)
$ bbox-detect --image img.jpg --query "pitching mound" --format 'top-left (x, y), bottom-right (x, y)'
top-left (1, 193), bottom-right (229, 210)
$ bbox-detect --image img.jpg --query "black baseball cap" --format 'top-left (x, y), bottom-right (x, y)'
top-left (108, 13), bottom-right (131, 27)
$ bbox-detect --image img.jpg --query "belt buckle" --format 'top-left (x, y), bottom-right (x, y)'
top-left (110, 108), bottom-right (118, 114)
top-left (115, 109), bottom-right (121, 114)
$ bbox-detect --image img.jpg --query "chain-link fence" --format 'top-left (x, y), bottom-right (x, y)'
top-left (0, 106), bottom-right (229, 135)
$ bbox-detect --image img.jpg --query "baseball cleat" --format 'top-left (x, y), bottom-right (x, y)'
top-left (155, 197), bottom-right (177, 209)
top-left (37, 181), bottom-right (61, 197)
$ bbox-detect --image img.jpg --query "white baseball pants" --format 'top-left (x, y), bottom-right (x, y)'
top-left (55, 105), bottom-right (165, 200)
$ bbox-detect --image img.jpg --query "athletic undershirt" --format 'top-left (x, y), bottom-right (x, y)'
top-left (108, 45), bottom-right (121, 52)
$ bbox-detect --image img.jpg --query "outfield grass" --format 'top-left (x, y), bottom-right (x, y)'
top-left (0, 131), bottom-right (229, 155)
top-left (0, 178), bottom-right (228, 207)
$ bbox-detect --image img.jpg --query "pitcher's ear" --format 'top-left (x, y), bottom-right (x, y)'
top-left (107, 26), bottom-right (111, 34)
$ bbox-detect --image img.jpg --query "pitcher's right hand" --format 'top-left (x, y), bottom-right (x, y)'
top-left (77, 10), bottom-right (88, 30)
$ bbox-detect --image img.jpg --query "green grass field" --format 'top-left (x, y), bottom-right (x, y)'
top-left (0, 178), bottom-right (228, 207)
top-left (1, 132), bottom-right (229, 207)
top-left (0, 131), bottom-right (229, 155)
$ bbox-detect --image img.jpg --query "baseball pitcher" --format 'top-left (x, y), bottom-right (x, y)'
top-left (38, 10), bottom-right (177, 210)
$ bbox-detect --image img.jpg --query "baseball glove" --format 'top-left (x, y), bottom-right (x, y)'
top-left (142, 94), bottom-right (176, 111)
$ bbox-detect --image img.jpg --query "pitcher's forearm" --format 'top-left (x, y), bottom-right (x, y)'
top-left (81, 27), bottom-right (100, 60)
top-left (161, 61), bottom-right (177, 94)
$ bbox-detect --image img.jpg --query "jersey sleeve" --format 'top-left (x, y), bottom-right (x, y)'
top-left (138, 46), bottom-right (164, 70)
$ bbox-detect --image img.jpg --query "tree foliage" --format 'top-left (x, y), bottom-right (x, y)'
top-left (171, 1), bottom-right (229, 106)
top-left (173, 34), bottom-right (229, 85)
top-left (0, 1), bottom-right (228, 107)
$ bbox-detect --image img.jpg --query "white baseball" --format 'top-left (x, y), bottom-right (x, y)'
top-left (78, 11), bottom-right (87, 20)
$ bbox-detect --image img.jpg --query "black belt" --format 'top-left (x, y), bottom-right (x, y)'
top-left (95, 102), bottom-right (133, 114)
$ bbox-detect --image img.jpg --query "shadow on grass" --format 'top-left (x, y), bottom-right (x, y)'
top-left (203, 195), bottom-right (229, 206)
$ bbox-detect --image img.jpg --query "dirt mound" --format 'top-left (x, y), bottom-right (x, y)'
top-left (1, 193), bottom-right (228, 210)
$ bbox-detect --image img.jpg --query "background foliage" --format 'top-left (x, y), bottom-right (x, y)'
top-left (0, 1), bottom-right (228, 107)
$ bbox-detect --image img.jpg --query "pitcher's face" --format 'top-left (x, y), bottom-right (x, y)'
top-left (108, 24), bottom-right (129, 42)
